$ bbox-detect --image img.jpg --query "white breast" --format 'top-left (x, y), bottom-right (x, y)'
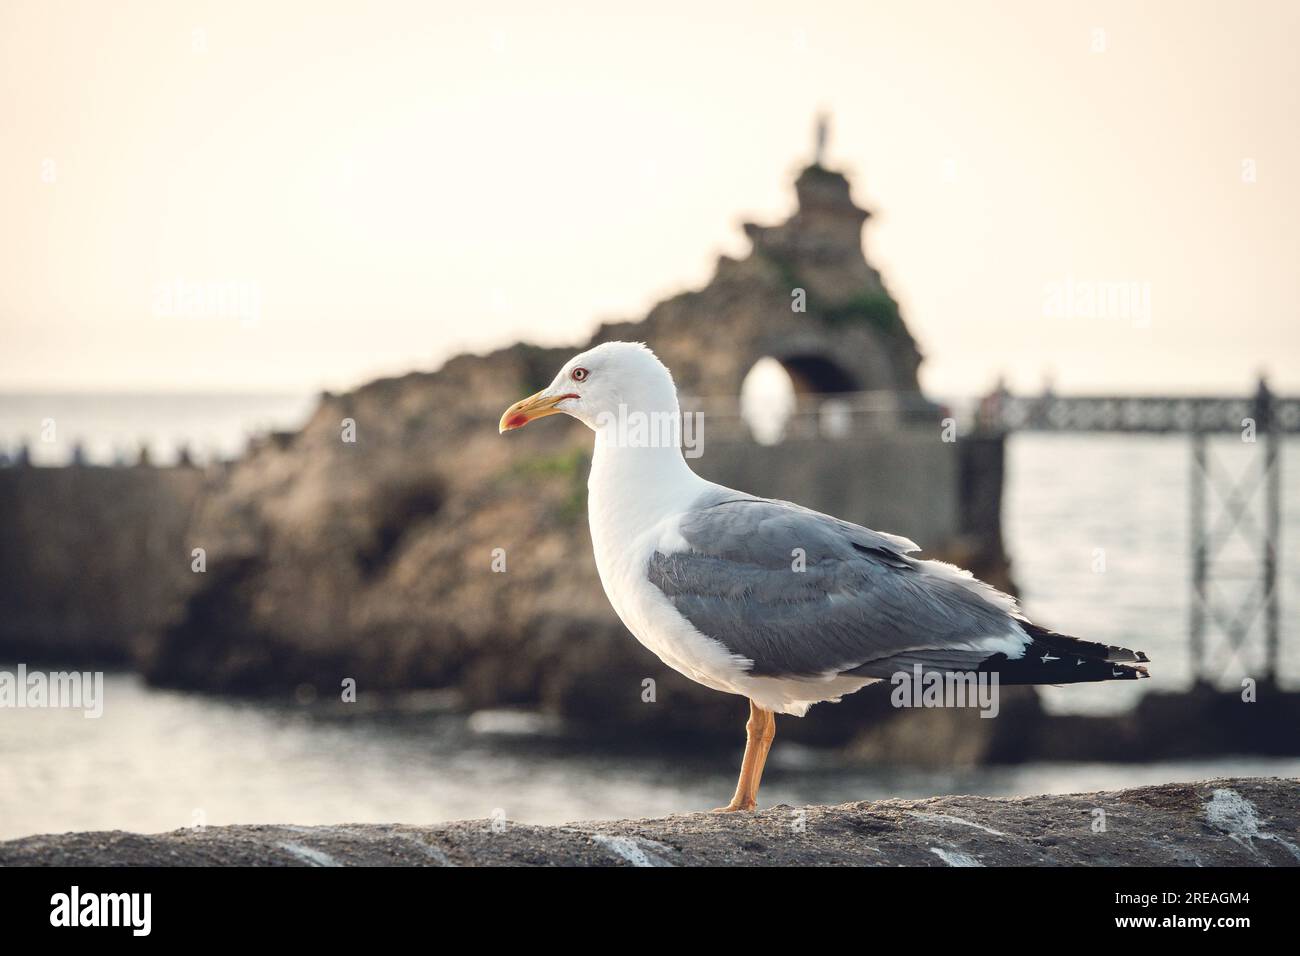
top-left (601, 520), bottom-right (756, 692)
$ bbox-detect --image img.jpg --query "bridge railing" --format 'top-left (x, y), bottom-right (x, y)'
top-left (683, 388), bottom-right (1300, 441)
top-left (679, 390), bottom-right (943, 443)
top-left (975, 393), bottom-right (1300, 434)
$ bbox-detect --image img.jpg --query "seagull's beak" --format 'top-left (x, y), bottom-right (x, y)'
top-left (499, 390), bottom-right (577, 433)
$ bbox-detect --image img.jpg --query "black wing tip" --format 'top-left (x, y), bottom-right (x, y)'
top-left (1103, 644), bottom-right (1151, 664)
top-left (1111, 661), bottom-right (1151, 679)
top-left (1022, 622), bottom-right (1151, 667)
top-left (980, 646), bottom-right (1152, 685)
top-left (1114, 662), bottom-right (1150, 680)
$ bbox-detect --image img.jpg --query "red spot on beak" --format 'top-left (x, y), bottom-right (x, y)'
top-left (506, 414), bottom-right (529, 430)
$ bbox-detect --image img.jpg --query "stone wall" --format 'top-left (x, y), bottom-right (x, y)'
top-left (0, 466), bottom-right (207, 664)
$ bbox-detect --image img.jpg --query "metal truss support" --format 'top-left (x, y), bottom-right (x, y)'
top-left (1188, 392), bottom-right (1282, 687)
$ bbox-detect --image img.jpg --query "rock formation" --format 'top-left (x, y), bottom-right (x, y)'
top-left (138, 159), bottom-right (989, 742)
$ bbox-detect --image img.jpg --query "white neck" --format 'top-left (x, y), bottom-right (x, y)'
top-left (590, 427), bottom-right (700, 495)
top-left (587, 421), bottom-right (705, 539)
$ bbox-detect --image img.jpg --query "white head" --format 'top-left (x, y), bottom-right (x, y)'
top-left (499, 341), bottom-right (679, 434)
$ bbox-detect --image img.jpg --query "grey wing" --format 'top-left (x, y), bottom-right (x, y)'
top-left (646, 491), bottom-right (1027, 679)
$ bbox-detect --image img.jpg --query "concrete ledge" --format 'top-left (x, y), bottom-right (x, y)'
top-left (3, 778), bottom-right (1296, 867)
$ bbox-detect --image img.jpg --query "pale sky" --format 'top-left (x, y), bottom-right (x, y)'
top-left (2, 0), bottom-right (1297, 397)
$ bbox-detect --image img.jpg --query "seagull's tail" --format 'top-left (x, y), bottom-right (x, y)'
top-left (980, 621), bottom-right (1150, 685)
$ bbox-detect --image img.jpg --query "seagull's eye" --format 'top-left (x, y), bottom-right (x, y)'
top-left (571, 367), bottom-right (589, 383)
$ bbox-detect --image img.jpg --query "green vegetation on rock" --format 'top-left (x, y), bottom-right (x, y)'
top-left (506, 447), bottom-right (589, 522)
top-left (824, 291), bottom-right (907, 338)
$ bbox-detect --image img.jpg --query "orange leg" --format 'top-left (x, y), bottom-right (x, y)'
top-left (713, 699), bottom-right (776, 812)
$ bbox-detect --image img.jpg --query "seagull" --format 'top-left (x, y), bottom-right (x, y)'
top-left (500, 342), bottom-right (1150, 812)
